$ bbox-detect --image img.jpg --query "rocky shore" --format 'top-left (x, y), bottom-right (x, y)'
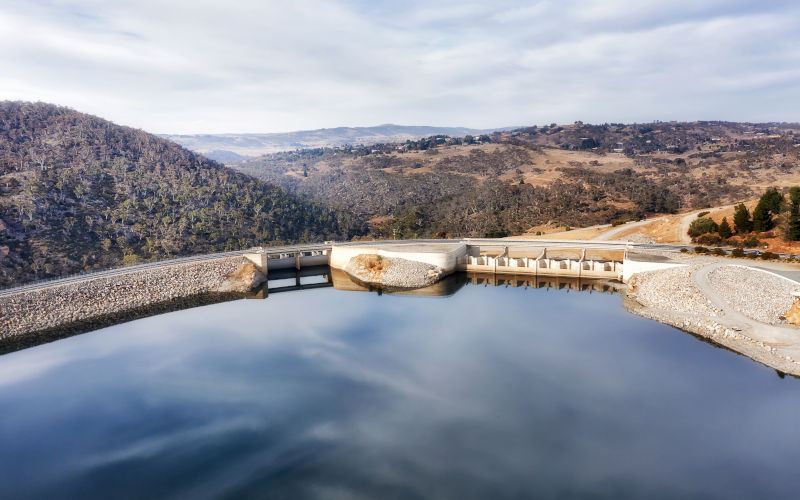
top-left (0, 257), bottom-right (259, 344)
top-left (625, 260), bottom-right (800, 376)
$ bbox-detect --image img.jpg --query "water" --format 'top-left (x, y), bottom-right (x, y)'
top-left (1, 276), bottom-right (799, 499)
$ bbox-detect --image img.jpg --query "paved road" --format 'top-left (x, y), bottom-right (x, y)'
top-left (677, 210), bottom-right (704, 244)
top-left (592, 217), bottom-right (666, 241)
top-left (693, 263), bottom-right (800, 361)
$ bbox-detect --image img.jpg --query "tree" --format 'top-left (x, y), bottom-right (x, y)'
top-left (752, 188), bottom-right (784, 232)
top-left (733, 203), bottom-right (752, 234)
top-left (788, 187), bottom-right (800, 241)
top-left (760, 188), bottom-right (785, 214)
top-left (718, 217), bottom-right (732, 239)
top-left (752, 203), bottom-right (772, 232)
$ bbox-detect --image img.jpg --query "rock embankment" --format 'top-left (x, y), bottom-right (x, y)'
top-left (628, 265), bottom-right (721, 318)
top-left (626, 262), bottom-right (800, 375)
top-left (344, 254), bottom-right (440, 289)
top-left (0, 257), bottom-right (252, 340)
top-left (707, 265), bottom-right (797, 325)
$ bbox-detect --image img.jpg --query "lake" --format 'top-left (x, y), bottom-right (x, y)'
top-left (1, 272), bottom-right (799, 499)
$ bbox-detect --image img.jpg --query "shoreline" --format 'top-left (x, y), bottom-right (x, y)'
top-left (623, 254), bottom-right (800, 376)
top-left (0, 257), bottom-right (247, 342)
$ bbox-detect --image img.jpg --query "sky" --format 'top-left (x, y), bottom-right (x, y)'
top-left (1, 0), bottom-right (799, 134)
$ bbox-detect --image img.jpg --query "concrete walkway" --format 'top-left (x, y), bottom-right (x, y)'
top-left (693, 263), bottom-right (800, 362)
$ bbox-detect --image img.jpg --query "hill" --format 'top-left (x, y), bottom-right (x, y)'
top-left (235, 121), bottom-right (800, 239)
top-left (161, 124), bottom-right (508, 159)
top-left (0, 102), bottom-right (366, 287)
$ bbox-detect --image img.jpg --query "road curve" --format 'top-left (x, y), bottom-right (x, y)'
top-left (592, 217), bottom-right (666, 241)
top-left (692, 263), bottom-right (800, 360)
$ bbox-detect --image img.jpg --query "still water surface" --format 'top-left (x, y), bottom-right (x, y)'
top-left (1, 277), bottom-right (799, 499)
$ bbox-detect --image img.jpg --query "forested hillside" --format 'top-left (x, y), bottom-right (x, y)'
top-left (0, 102), bottom-right (366, 287)
top-left (236, 120), bottom-right (800, 238)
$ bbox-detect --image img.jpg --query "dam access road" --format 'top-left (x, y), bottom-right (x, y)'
top-left (2, 238), bottom-right (800, 375)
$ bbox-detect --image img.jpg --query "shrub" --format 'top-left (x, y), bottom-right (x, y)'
top-left (712, 248), bottom-right (726, 256)
top-left (122, 254), bottom-right (142, 266)
top-left (694, 246), bottom-right (708, 254)
top-left (761, 251), bottom-right (779, 260)
top-left (730, 248), bottom-right (745, 258)
top-left (611, 219), bottom-right (627, 227)
top-left (565, 226), bottom-right (571, 231)
top-left (688, 217), bottom-right (718, 238)
top-left (745, 252), bottom-right (759, 259)
top-left (696, 234), bottom-right (722, 246)
top-left (741, 237), bottom-right (761, 248)
top-left (697, 211), bottom-right (710, 218)
top-left (680, 248), bottom-right (689, 253)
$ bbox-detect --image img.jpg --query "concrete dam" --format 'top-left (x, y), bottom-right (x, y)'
top-left (244, 239), bottom-right (685, 283)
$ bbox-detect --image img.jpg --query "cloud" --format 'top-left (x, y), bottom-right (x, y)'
top-left (0, 0), bottom-right (798, 133)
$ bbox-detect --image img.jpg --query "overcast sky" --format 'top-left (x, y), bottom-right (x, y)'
top-left (1, 0), bottom-right (799, 134)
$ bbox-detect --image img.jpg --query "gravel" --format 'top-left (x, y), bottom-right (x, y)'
top-left (616, 232), bottom-right (655, 244)
top-left (345, 256), bottom-right (440, 289)
top-left (707, 265), bottom-right (799, 324)
top-left (628, 265), bottom-right (721, 317)
top-left (0, 257), bottom-right (244, 339)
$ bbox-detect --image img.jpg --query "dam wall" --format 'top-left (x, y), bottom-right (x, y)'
top-left (0, 257), bottom-right (245, 342)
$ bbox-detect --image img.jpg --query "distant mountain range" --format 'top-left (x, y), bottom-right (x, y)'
top-left (161, 124), bottom-right (512, 162)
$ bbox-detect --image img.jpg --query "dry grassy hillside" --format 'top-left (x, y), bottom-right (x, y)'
top-left (235, 121), bottom-right (800, 239)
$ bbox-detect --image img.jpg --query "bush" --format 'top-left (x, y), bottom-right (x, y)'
top-left (121, 254), bottom-right (142, 266)
top-left (741, 237), bottom-right (761, 248)
top-left (688, 217), bottom-right (718, 238)
top-left (712, 248), bottom-right (726, 256)
top-left (680, 248), bottom-right (689, 253)
top-left (486, 229), bottom-right (508, 238)
top-left (611, 218), bottom-right (628, 227)
top-left (694, 246), bottom-right (708, 254)
top-left (697, 211), bottom-right (710, 218)
top-left (696, 233), bottom-right (722, 246)
top-left (730, 248), bottom-right (745, 258)
top-left (761, 251), bottom-right (779, 260)
top-left (745, 252), bottom-right (759, 259)
top-left (564, 226), bottom-right (571, 231)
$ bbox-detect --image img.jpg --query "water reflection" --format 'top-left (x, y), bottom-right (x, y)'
top-left (1, 274), bottom-right (799, 499)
